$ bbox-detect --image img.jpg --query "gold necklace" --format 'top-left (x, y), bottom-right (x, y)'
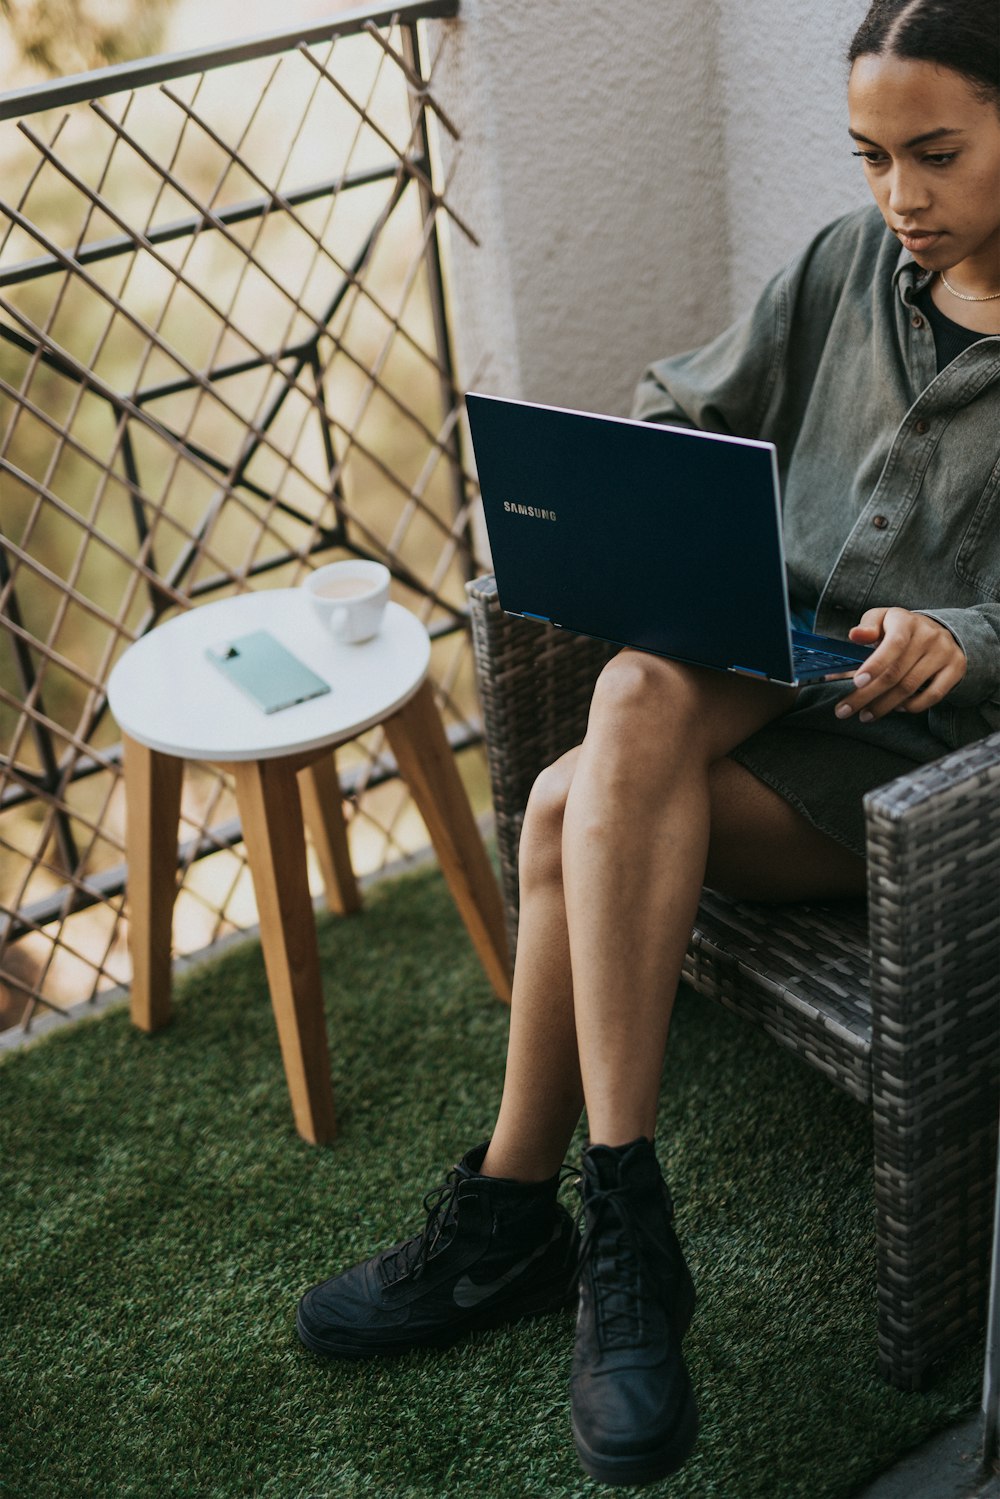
top-left (940, 271), bottom-right (1000, 303)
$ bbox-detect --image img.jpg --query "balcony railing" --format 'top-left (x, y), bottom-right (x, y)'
top-left (0, 1), bottom-right (486, 1033)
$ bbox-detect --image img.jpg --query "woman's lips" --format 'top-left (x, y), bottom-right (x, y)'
top-left (896, 229), bottom-right (944, 253)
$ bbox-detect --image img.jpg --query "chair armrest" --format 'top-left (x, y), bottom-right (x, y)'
top-left (864, 730), bottom-right (1000, 1385)
top-left (865, 725), bottom-right (1000, 1055)
top-left (466, 574), bottom-right (616, 954)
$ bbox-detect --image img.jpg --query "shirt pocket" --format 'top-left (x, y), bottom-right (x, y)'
top-left (955, 456), bottom-right (1000, 603)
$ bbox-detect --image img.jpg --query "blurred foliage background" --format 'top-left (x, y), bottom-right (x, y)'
top-left (0, 0), bottom-right (175, 78)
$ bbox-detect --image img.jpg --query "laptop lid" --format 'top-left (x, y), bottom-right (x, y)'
top-left (466, 392), bottom-right (797, 682)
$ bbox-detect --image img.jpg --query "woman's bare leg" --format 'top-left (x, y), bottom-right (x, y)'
top-left (560, 653), bottom-right (795, 1146)
top-left (483, 652), bottom-right (865, 1179)
top-left (483, 750), bottom-right (585, 1181)
top-left (703, 756), bottom-right (865, 900)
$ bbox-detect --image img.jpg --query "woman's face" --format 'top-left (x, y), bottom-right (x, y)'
top-left (848, 54), bottom-right (1000, 294)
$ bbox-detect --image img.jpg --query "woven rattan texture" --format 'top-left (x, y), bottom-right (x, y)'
top-left (467, 573), bottom-right (1000, 1389)
top-left (866, 744), bottom-right (1000, 1388)
top-left (684, 892), bottom-right (871, 1101)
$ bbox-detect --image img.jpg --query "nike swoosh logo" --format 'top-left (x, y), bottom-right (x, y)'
top-left (452, 1224), bottom-right (561, 1309)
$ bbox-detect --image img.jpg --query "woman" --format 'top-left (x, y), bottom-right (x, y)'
top-left (296, 0), bottom-right (1000, 1486)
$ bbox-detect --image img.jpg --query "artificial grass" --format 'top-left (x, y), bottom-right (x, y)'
top-left (0, 862), bottom-right (980, 1499)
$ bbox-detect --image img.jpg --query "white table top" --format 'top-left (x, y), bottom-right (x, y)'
top-left (107, 591), bottom-right (431, 761)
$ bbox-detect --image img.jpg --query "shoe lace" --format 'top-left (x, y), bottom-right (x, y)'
top-left (380, 1169), bottom-right (464, 1285)
top-left (381, 1157), bottom-right (579, 1288)
top-left (573, 1181), bottom-right (665, 1347)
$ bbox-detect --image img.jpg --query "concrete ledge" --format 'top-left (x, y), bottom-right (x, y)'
top-left (851, 1414), bottom-right (997, 1499)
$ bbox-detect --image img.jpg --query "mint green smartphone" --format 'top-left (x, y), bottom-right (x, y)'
top-left (205, 631), bottom-right (331, 714)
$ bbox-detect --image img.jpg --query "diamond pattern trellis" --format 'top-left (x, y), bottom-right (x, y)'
top-left (0, 3), bottom-right (488, 1033)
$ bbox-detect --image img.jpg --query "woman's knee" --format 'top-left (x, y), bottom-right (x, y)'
top-left (588, 652), bottom-right (706, 759)
top-left (588, 651), bottom-right (793, 767)
top-left (519, 749), bottom-right (578, 886)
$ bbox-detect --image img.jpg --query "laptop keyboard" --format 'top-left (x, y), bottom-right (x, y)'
top-left (792, 643), bottom-right (864, 675)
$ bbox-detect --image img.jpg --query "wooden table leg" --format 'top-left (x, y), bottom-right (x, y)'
top-left (123, 734), bottom-right (184, 1033)
top-left (230, 757), bottom-right (337, 1145)
top-left (298, 752), bottom-right (361, 916)
top-left (383, 680), bottom-right (512, 1004)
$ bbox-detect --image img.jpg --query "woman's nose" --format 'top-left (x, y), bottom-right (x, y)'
top-left (887, 164), bottom-right (931, 217)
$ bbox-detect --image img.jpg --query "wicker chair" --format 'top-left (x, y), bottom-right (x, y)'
top-left (467, 573), bottom-right (1000, 1391)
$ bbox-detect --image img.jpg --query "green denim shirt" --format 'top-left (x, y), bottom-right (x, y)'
top-left (632, 204), bottom-right (1000, 744)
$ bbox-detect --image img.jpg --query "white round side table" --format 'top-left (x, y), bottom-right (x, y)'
top-left (108, 589), bottom-right (511, 1145)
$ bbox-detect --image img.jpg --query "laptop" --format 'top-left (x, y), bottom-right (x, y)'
top-left (465, 392), bottom-right (873, 687)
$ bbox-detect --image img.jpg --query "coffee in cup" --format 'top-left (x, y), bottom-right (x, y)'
top-left (312, 576), bottom-right (376, 600)
top-left (304, 560), bottom-right (390, 643)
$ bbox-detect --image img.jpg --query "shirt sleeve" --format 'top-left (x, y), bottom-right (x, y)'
top-left (630, 212), bottom-right (861, 454)
top-left (630, 276), bottom-right (787, 435)
top-left (918, 606), bottom-right (1000, 735)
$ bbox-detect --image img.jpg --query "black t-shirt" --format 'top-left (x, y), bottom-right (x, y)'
top-left (913, 281), bottom-right (988, 372)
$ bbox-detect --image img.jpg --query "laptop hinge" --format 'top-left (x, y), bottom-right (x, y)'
top-left (728, 664), bottom-right (770, 680)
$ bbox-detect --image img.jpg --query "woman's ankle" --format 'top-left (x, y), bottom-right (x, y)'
top-left (480, 1138), bottom-right (566, 1184)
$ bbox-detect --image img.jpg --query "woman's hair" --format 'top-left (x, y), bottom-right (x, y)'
top-left (848, 0), bottom-right (1000, 109)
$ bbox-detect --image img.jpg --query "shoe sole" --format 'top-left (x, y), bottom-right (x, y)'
top-left (296, 1274), bottom-right (578, 1360)
top-left (571, 1256), bottom-right (699, 1486)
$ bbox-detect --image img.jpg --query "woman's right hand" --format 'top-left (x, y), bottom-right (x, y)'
top-left (833, 606), bottom-right (966, 722)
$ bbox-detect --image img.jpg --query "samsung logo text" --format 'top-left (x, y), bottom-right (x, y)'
top-left (503, 502), bottom-right (557, 521)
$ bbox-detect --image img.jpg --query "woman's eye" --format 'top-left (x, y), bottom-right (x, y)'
top-left (851, 149), bottom-right (957, 168)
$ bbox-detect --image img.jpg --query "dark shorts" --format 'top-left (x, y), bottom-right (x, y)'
top-left (729, 681), bottom-right (958, 860)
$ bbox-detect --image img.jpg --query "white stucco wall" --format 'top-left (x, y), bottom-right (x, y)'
top-left (716, 0), bottom-right (871, 312)
top-left (433, 0), bottom-right (873, 417)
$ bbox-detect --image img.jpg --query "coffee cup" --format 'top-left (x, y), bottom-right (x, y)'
top-left (304, 560), bottom-right (390, 643)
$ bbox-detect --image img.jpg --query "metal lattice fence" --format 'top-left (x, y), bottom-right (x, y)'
top-left (0, 1), bottom-right (489, 1033)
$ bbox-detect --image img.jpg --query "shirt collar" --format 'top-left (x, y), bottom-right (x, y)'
top-left (893, 247), bottom-right (936, 303)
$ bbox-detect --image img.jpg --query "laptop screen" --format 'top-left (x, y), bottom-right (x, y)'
top-left (466, 393), bottom-right (796, 681)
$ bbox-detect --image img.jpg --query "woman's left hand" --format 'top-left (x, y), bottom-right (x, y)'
top-left (834, 606), bottom-right (967, 722)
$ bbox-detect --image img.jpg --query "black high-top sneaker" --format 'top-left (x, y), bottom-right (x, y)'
top-left (570, 1137), bottom-right (698, 1486)
top-left (296, 1142), bottom-right (579, 1358)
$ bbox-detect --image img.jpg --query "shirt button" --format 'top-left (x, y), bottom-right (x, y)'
top-left (873, 515), bottom-right (889, 530)
top-left (915, 418), bottom-right (929, 434)
top-left (912, 314), bottom-right (925, 328)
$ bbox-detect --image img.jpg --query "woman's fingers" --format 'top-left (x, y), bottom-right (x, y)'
top-left (892, 661), bottom-right (967, 714)
top-left (835, 607), bottom-right (966, 721)
top-left (848, 607), bottom-right (888, 645)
